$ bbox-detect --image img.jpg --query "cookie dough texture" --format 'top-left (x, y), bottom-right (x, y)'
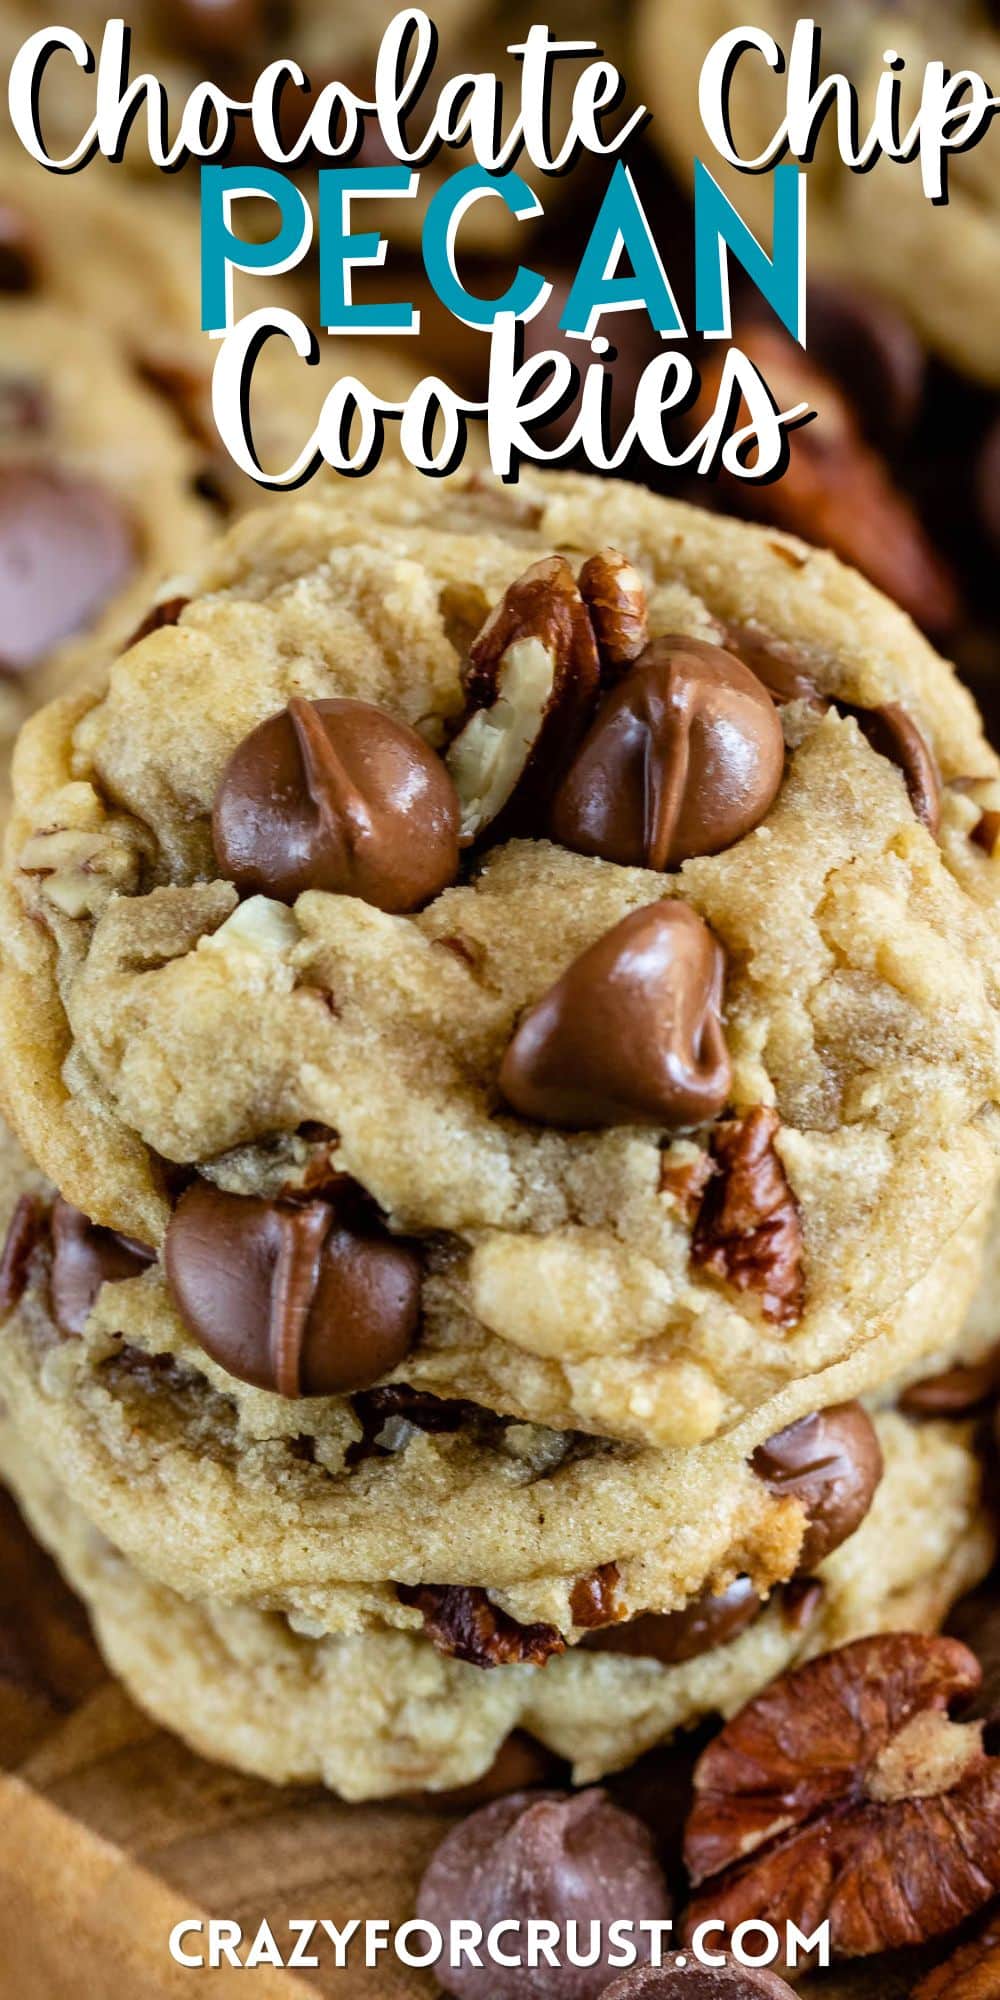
top-left (3, 470), bottom-right (1000, 1451)
top-left (636, 0), bottom-right (1000, 386)
top-left (0, 1405), bottom-right (989, 1799)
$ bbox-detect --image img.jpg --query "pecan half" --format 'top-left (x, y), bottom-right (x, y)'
top-left (683, 1633), bottom-right (1000, 1959)
top-left (445, 556), bottom-right (600, 844)
top-left (396, 1583), bottom-right (566, 1668)
top-left (691, 1107), bottom-right (804, 1326)
top-left (913, 1909), bottom-right (1000, 1998)
top-left (578, 549), bottom-right (649, 678)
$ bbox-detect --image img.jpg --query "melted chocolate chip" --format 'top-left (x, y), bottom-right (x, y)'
top-left (49, 1200), bottom-right (155, 1338)
top-left (0, 465), bottom-right (136, 672)
top-left (0, 1193), bottom-right (48, 1313)
top-left (417, 1790), bottom-right (672, 2000)
top-left (396, 1584), bottom-right (565, 1669)
top-left (900, 1346), bottom-right (1000, 1418)
top-left (0, 205), bottom-right (38, 293)
top-left (751, 1403), bottom-right (883, 1572)
top-left (499, 903), bottom-right (731, 1131)
top-left (550, 637), bottom-right (785, 868)
top-left (164, 1182), bottom-right (421, 1397)
top-left (844, 701), bottom-right (941, 834)
top-left (213, 696), bottom-right (461, 912)
top-left (583, 1577), bottom-right (762, 1666)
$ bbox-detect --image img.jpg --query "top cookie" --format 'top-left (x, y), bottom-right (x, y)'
top-left (2, 467), bottom-right (1000, 1449)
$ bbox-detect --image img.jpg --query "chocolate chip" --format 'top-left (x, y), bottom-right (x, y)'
top-left (0, 206), bottom-right (38, 293)
top-left (723, 622), bottom-right (824, 707)
top-left (396, 1584), bottom-right (565, 1669)
top-left (126, 595), bottom-right (189, 648)
top-left (416, 1789), bottom-right (672, 2000)
top-left (900, 1346), bottom-right (1000, 1418)
top-left (499, 903), bottom-right (731, 1131)
top-left (164, 1182), bottom-right (421, 1396)
top-left (0, 465), bottom-right (136, 673)
top-left (550, 637), bottom-right (785, 868)
top-left (977, 415), bottom-right (1000, 552)
top-left (751, 1403), bottom-right (883, 1571)
top-left (570, 1562), bottom-right (624, 1629)
top-left (49, 1200), bottom-right (155, 1338)
top-left (602, 1961), bottom-right (797, 1997)
top-left (213, 696), bottom-right (461, 912)
top-left (806, 282), bottom-right (926, 447)
top-left (691, 1108), bottom-right (804, 1327)
top-left (844, 701), bottom-right (940, 835)
top-left (0, 1193), bottom-right (48, 1314)
top-left (780, 1576), bottom-right (825, 1632)
top-left (583, 1577), bottom-right (762, 1666)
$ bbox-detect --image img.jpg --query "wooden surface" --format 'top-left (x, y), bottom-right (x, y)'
top-left (0, 1481), bottom-right (984, 1999)
top-left (0, 1486), bottom-right (452, 1997)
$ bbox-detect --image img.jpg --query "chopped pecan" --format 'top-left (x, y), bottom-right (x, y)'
top-left (445, 556), bottom-right (600, 844)
top-left (913, 1909), bottom-right (1000, 1998)
top-left (691, 1107), bottom-right (804, 1326)
top-left (659, 1147), bottom-right (716, 1222)
top-left (0, 1193), bottom-right (48, 1313)
top-left (578, 549), bottom-right (649, 678)
top-left (683, 1633), bottom-right (1000, 1959)
top-left (396, 1583), bottom-right (566, 1668)
top-left (570, 1561), bottom-right (624, 1629)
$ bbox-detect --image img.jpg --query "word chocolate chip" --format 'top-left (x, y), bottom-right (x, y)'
top-left (584, 1576), bottom-right (762, 1667)
top-left (500, 903), bottom-right (731, 1130)
top-left (213, 696), bottom-right (461, 912)
top-left (683, 1632), bottom-right (1000, 1958)
top-left (550, 636), bottom-right (784, 869)
top-left (0, 465), bottom-right (136, 672)
top-left (692, 1107), bottom-right (804, 1327)
top-left (164, 1182), bottom-right (421, 1396)
top-left (50, 1199), bottom-right (155, 1338)
top-left (396, 1583), bottom-right (565, 1669)
top-left (751, 1403), bottom-right (883, 1572)
top-left (417, 1789), bottom-right (672, 2000)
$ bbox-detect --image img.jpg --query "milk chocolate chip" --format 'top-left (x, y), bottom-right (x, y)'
top-left (550, 637), bottom-right (784, 868)
top-left (49, 1199), bottom-right (155, 1338)
top-left (900, 1346), bottom-right (1000, 1418)
top-left (164, 1182), bottom-right (420, 1395)
top-left (212, 696), bottom-right (460, 912)
top-left (752, 1403), bottom-right (883, 1571)
top-left (603, 1962), bottom-right (797, 1998)
top-left (846, 701), bottom-right (940, 834)
top-left (0, 466), bottom-right (135, 672)
top-left (584, 1577), bottom-right (762, 1666)
top-left (499, 903), bottom-right (731, 1130)
top-left (417, 1789), bottom-right (672, 2000)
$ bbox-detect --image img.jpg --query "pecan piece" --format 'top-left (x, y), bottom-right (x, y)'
top-left (570, 1561), bottom-right (624, 1629)
top-left (445, 556), bottom-right (600, 844)
top-left (683, 1633), bottom-right (1000, 1959)
top-left (691, 1107), bottom-right (804, 1326)
top-left (0, 1192), bottom-right (48, 1313)
top-left (396, 1583), bottom-right (566, 1669)
top-left (578, 548), bottom-right (649, 678)
top-left (913, 1909), bottom-right (1000, 1998)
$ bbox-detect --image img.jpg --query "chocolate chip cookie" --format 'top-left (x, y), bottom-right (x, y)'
top-left (0, 300), bottom-right (213, 749)
top-left (3, 469), bottom-right (1000, 1450)
top-left (0, 1396), bottom-right (988, 1798)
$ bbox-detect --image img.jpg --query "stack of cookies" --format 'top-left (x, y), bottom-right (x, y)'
top-left (1, 466), bottom-right (999, 1801)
